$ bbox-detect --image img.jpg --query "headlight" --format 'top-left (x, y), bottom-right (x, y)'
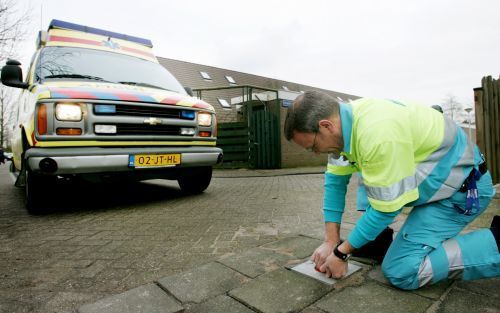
top-left (180, 127), bottom-right (196, 135)
top-left (56, 103), bottom-right (82, 121)
top-left (95, 124), bottom-right (117, 134)
top-left (198, 112), bottom-right (212, 126)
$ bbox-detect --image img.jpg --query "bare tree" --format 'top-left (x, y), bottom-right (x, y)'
top-left (0, 85), bottom-right (17, 148)
top-left (0, 0), bottom-right (31, 149)
top-left (441, 93), bottom-right (465, 123)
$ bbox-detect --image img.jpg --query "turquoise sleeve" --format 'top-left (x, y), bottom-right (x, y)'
top-left (348, 205), bottom-right (401, 248)
top-left (323, 172), bottom-right (351, 223)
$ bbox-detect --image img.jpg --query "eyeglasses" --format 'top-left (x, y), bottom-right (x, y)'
top-left (306, 132), bottom-right (317, 152)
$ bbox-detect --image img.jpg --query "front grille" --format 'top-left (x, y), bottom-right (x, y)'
top-left (116, 105), bottom-right (181, 118)
top-left (116, 124), bottom-right (182, 135)
top-left (96, 104), bottom-right (182, 118)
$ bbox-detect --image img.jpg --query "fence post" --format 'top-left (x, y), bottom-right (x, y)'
top-left (473, 87), bottom-right (484, 151)
top-left (479, 76), bottom-right (500, 184)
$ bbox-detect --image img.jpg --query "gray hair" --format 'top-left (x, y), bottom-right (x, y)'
top-left (284, 91), bottom-right (340, 140)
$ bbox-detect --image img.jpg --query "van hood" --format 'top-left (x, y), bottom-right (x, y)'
top-left (35, 81), bottom-right (214, 111)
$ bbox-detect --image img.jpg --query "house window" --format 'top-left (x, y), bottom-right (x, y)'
top-left (225, 75), bottom-right (236, 84)
top-left (217, 98), bottom-right (231, 108)
top-left (200, 71), bottom-right (212, 80)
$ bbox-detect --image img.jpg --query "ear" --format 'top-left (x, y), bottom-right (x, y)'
top-left (318, 119), bottom-right (334, 131)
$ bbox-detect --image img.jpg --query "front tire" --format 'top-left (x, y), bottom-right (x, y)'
top-left (25, 170), bottom-right (55, 215)
top-left (177, 166), bottom-right (212, 194)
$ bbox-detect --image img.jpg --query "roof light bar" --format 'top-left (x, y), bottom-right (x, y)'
top-left (49, 19), bottom-right (153, 47)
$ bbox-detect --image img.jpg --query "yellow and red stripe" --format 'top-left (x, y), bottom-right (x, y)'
top-left (46, 28), bottom-right (157, 62)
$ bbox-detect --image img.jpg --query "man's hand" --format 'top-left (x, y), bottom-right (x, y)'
top-left (311, 241), bottom-right (336, 270)
top-left (320, 253), bottom-right (348, 278)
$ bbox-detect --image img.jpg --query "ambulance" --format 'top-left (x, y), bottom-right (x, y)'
top-left (1, 20), bottom-right (222, 213)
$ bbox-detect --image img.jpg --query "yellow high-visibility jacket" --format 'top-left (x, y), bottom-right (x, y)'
top-left (324, 98), bottom-right (482, 247)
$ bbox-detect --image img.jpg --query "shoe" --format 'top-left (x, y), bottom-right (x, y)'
top-left (490, 215), bottom-right (500, 229)
top-left (490, 215), bottom-right (500, 251)
top-left (352, 227), bottom-right (394, 263)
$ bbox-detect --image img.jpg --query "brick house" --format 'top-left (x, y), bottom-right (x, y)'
top-left (158, 57), bottom-right (359, 168)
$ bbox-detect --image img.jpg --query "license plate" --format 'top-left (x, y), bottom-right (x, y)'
top-left (129, 154), bottom-right (181, 168)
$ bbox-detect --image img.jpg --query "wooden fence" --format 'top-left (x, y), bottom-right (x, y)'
top-left (216, 122), bottom-right (249, 168)
top-left (474, 76), bottom-right (500, 184)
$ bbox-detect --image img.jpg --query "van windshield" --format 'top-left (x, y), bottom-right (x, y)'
top-left (36, 46), bottom-right (187, 94)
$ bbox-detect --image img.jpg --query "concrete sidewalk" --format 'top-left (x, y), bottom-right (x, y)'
top-left (76, 168), bottom-right (500, 313)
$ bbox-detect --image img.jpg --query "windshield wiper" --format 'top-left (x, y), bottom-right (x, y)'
top-left (118, 81), bottom-right (172, 91)
top-left (44, 74), bottom-right (110, 82)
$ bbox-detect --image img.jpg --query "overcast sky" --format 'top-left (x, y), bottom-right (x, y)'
top-left (14, 0), bottom-right (500, 108)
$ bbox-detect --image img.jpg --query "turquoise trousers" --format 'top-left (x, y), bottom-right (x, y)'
top-left (380, 171), bottom-right (499, 290)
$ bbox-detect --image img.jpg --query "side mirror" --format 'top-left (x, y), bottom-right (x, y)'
top-left (184, 86), bottom-right (194, 97)
top-left (1, 59), bottom-right (28, 89)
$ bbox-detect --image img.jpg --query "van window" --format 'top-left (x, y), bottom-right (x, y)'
top-left (36, 46), bottom-right (186, 94)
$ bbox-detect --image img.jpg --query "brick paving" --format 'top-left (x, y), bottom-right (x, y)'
top-left (0, 164), bottom-right (343, 312)
top-left (0, 164), bottom-right (498, 313)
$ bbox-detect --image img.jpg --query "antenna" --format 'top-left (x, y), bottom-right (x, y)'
top-left (37, 2), bottom-right (43, 83)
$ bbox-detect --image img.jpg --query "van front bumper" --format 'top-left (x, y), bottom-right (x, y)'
top-left (26, 146), bottom-right (223, 175)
